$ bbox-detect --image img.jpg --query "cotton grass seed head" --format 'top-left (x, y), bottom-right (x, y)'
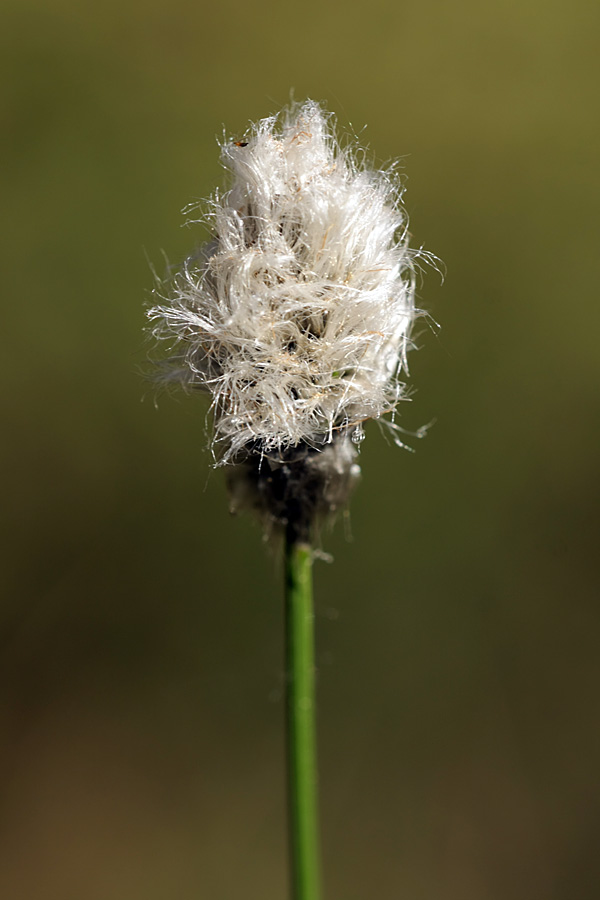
top-left (148, 101), bottom-right (431, 535)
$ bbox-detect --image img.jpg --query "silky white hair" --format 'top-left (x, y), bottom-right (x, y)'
top-left (149, 101), bottom-right (426, 465)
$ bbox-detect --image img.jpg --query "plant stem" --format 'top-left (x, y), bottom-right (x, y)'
top-left (284, 531), bottom-right (321, 900)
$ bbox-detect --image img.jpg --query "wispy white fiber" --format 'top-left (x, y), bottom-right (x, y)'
top-left (148, 101), bottom-right (426, 464)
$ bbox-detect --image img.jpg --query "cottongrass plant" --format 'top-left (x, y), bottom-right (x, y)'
top-left (148, 100), bottom-right (430, 900)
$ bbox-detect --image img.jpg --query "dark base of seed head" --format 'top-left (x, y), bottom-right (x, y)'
top-left (226, 434), bottom-right (361, 543)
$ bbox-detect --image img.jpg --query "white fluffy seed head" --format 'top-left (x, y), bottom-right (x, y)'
top-left (148, 100), bottom-right (425, 465)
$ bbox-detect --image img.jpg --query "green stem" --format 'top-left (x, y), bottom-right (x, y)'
top-left (284, 533), bottom-right (321, 900)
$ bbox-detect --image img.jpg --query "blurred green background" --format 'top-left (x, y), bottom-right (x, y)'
top-left (1, 0), bottom-right (599, 897)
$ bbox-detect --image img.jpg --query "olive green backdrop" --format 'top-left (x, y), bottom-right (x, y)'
top-left (1, 1), bottom-right (599, 898)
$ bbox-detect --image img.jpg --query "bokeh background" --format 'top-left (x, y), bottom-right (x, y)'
top-left (2, 1), bottom-right (599, 897)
